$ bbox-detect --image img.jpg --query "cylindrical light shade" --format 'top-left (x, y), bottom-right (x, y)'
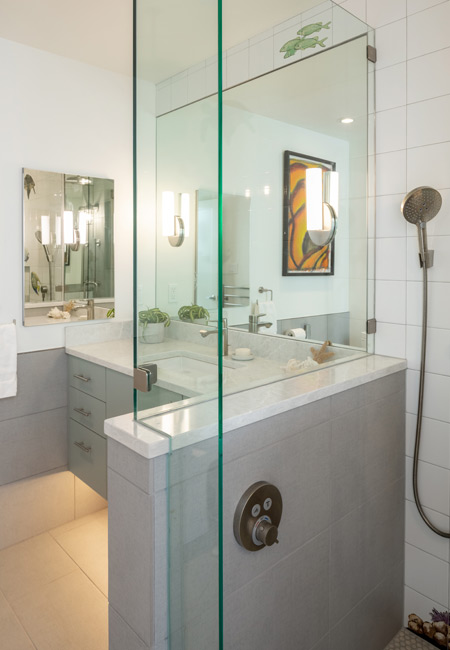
top-left (306, 168), bottom-right (323, 231)
top-left (181, 193), bottom-right (190, 237)
top-left (64, 210), bottom-right (74, 244)
top-left (55, 216), bottom-right (62, 246)
top-left (323, 171), bottom-right (339, 216)
top-left (41, 215), bottom-right (50, 245)
top-left (162, 191), bottom-right (175, 236)
top-left (79, 211), bottom-right (89, 245)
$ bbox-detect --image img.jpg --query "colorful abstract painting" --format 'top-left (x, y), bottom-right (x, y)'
top-left (282, 150), bottom-right (335, 276)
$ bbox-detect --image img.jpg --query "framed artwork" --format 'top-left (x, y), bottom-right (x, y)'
top-left (282, 150), bottom-right (335, 276)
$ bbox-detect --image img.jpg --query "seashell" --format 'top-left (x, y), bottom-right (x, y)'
top-left (434, 621), bottom-right (448, 635)
top-left (423, 621), bottom-right (434, 638)
top-left (408, 621), bottom-right (422, 634)
top-left (434, 632), bottom-right (446, 646)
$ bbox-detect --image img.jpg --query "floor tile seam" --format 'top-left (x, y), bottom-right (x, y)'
top-left (5, 565), bottom-right (80, 609)
top-left (1, 594), bottom-right (39, 650)
top-left (49, 507), bottom-right (108, 540)
top-left (0, 405), bottom-right (68, 426)
top-left (49, 534), bottom-right (109, 599)
top-left (404, 539), bottom-right (450, 564)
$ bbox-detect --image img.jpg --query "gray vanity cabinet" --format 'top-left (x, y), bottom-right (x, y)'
top-left (68, 355), bottom-right (184, 498)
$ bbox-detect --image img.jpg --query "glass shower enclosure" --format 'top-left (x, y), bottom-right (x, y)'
top-left (134, 1), bottom-right (374, 647)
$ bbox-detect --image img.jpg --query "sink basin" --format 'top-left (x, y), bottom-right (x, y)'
top-left (154, 355), bottom-right (237, 395)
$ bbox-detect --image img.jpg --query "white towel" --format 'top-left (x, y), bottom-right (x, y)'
top-left (258, 301), bottom-right (277, 335)
top-left (0, 323), bottom-right (17, 398)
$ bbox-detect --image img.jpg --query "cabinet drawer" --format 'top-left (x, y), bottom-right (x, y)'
top-left (68, 356), bottom-right (106, 401)
top-left (69, 387), bottom-right (106, 436)
top-left (69, 419), bottom-right (107, 499)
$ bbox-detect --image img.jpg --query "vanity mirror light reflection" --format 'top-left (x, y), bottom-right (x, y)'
top-left (23, 168), bottom-right (115, 326)
top-left (155, 35), bottom-right (371, 354)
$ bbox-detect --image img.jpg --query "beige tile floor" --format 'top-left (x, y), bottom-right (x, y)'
top-left (0, 508), bottom-right (108, 650)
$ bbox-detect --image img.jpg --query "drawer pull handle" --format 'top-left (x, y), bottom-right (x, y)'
top-left (73, 374), bottom-right (91, 382)
top-left (74, 407), bottom-right (91, 417)
top-left (74, 441), bottom-right (92, 454)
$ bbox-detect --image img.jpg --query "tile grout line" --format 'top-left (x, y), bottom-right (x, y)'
top-left (49, 513), bottom-right (109, 600)
top-left (0, 584), bottom-right (38, 650)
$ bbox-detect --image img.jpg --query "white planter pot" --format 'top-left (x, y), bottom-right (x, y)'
top-left (139, 322), bottom-right (165, 344)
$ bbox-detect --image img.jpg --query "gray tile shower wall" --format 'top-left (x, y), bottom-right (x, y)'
top-left (223, 370), bottom-right (405, 650)
top-left (0, 349), bottom-right (68, 487)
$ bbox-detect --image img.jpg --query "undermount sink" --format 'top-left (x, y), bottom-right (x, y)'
top-left (154, 355), bottom-right (239, 394)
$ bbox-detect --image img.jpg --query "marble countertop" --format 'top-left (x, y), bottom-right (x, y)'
top-left (66, 336), bottom-right (366, 399)
top-left (104, 354), bottom-right (407, 459)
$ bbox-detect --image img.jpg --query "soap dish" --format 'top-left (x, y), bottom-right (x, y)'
top-left (232, 354), bottom-right (254, 361)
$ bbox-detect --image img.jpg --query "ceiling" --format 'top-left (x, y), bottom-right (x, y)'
top-left (0, 0), bottom-right (329, 81)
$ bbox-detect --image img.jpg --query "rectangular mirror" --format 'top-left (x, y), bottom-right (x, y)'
top-left (23, 168), bottom-right (114, 326)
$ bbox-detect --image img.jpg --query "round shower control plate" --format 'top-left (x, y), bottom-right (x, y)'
top-left (233, 481), bottom-right (282, 552)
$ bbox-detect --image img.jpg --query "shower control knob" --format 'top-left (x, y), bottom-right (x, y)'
top-left (255, 518), bottom-right (279, 546)
top-left (234, 481), bottom-right (282, 552)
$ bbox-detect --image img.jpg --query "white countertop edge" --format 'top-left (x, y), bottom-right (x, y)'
top-left (104, 355), bottom-right (407, 460)
top-left (104, 413), bottom-right (170, 459)
top-left (66, 345), bottom-right (134, 377)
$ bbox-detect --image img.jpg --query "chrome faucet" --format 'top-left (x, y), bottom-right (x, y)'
top-left (199, 318), bottom-right (229, 356)
top-left (248, 313), bottom-right (273, 333)
top-left (72, 299), bottom-right (95, 320)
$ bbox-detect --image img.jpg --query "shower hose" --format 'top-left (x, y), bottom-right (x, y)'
top-left (413, 264), bottom-right (450, 538)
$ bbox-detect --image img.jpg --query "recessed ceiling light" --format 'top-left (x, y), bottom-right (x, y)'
top-left (340, 117), bottom-right (354, 124)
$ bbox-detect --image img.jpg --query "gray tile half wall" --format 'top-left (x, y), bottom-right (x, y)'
top-left (223, 370), bottom-right (406, 650)
top-left (0, 349), bottom-right (68, 487)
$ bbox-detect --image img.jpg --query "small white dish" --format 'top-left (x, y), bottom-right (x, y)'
top-left (232, 354), bottom-right (254, 361)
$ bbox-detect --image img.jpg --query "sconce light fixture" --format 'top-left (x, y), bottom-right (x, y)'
top-left (306, 168), bottom-right (339, 247)
top-left (162, 191), bottom-right (190, 247)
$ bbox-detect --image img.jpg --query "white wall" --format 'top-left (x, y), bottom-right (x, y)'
top-left (337, 0), bottom-right (450, 625)
top-left (0, 37), bottom-right (134, 353)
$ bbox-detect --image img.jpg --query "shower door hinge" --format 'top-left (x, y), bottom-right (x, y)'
top-left (134, 363), bottom-right (158, 392)
top-left (366, 318), bottom-right (377, 335)
top-left (367, 45), bottom-right (377, 63)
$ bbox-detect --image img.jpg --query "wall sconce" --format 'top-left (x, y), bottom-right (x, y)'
top-left (162, 191), bottom-right (190, 247)
top-left (305, 168), bottom-right (339, 247)
top-left (63, 210), bottom-right (81, 251)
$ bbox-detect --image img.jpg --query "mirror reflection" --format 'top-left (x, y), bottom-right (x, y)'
top-left (23, 168), bottom-right (114, 326)
top-left (155, 36), bottom-right (368, 351)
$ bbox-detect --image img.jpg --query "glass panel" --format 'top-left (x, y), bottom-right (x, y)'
top-left (134, 1), bottom-right (221, 649)
top-left (219, 35), bottom-right (370, 395)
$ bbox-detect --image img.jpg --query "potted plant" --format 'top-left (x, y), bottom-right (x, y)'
top-left (178, 304), bottom-right (210, 324)
top-left (139, 307), bottom-right (170, 344)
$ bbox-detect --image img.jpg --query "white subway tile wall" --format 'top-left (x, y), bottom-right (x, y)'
top-left (362, 0), bottom-right (450, 620)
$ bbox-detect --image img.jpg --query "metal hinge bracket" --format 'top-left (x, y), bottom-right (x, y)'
top-left (367, 45), bottom-right (377, 63)
top-left (134, 363), bottom-right (158, 392)
top-left (366, 318), bottom-right (377, 335)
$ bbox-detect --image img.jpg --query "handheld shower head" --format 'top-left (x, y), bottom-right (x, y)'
top-left (401, 186), bottom-right (442, 225)
top-left (35, 230), bottom-right (51, 263)
top-left (401, 187), bottom-right (442, 268)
